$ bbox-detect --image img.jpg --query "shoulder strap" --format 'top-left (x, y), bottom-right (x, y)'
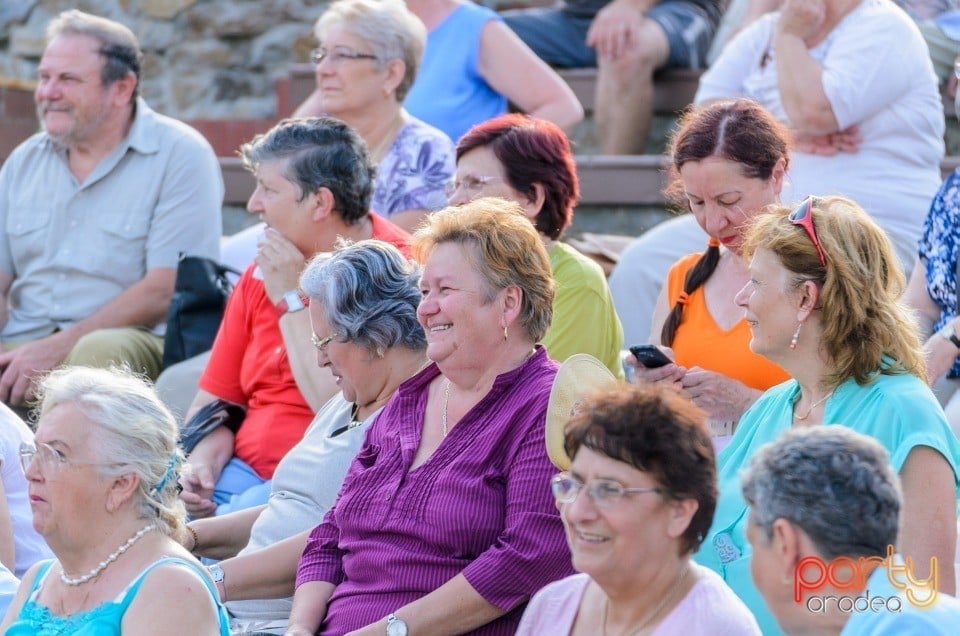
top-left (25, 560), bottom-right (55, 601)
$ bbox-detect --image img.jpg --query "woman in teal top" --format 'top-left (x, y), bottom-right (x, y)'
top-left (694, 196), bottom-right (960, 634)
top-left (1, 367), bottom-right (229, 635)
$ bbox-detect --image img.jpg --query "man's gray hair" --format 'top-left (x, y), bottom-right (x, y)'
top-left (240, 117), bottom-right (375, 225)
top-left (741, 425), bottom-right (901, 560)
top-left (300, 239), bottom-right (426, 355)
top-left (47, 10), bottom-right (142, 101)
top-left (315, 0), bottom-right (426, 101)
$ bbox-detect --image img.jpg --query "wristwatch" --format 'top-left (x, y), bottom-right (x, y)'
top-left (385, 613), bottom-right (408, 636)
top-left (940, 323), bottom-right (960, 349)
top-left (208, 564), bottom-right (226, 601)
top-left (275, 290), bottom-right (306, 317)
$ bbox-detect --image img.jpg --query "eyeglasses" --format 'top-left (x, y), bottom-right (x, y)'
top-left (444, 175), bottom-right (504, 199)
top-left (788, 197), bottom-right (827, 268)
top-left (311, 332), bottom-right (338, 352)
top-left (311, 46), bottom-right (378, 65)
top-left (19, 442), bottom-right (117, 476)
top-left (550, 473), bottom-right (663, 509)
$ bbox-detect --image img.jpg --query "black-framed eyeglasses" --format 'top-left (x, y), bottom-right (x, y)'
top-left (788, 196), bottom-right (827, 268)
top-left (311, 46), bottom-right (379, 65)
top-left (550, 473), bottom-right (663, 509)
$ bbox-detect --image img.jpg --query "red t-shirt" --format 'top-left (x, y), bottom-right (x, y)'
top-left (199, 213), bottom-right (412, 478)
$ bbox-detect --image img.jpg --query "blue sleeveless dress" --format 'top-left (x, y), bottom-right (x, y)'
top-left (6, 557), bottom-right (230, 635)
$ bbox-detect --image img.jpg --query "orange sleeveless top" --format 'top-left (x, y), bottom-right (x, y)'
top-left (666, 252), bottom-right (789, 391)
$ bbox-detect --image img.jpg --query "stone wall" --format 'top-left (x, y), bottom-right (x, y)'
top-left (0, 0), bottom-right (330, 120)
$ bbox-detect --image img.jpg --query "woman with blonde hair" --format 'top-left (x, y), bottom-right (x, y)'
top-left (2, 366), bottom-right (228, 634)
top-left (281, 197), bottom-right (572, 635)
top-left (695, 196), bottom-right (960, 634)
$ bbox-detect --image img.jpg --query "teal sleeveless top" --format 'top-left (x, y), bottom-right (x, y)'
top-left (6, 557), bottom-right (230, 635)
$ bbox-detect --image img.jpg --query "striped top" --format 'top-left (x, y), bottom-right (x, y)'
top-left (296, 347), bottom-right (574, 635)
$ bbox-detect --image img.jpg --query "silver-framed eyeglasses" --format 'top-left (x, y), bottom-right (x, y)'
top-left (550, 472), bottom-right (663, 508)
top-left (444, 175), bottom-right (504, 199)
top-left (19, 442), bottom-right (117, 476)
top-left (311, 46), bottom-right (378, 65)
top-left (311, 332), bottom-right (337, 352)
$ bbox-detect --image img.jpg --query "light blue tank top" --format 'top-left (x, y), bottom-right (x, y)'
top-left (6, 557), bottom-right (230, 635)
top-left (404, 2), bottom-right (508, 142)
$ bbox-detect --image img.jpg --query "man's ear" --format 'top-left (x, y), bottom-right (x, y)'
top-left (771, 518), bottom-right (803, 581)
top-left (109, 72), bottom-right (137, 108)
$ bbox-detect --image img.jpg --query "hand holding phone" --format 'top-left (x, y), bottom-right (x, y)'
top-left (629, 344), bottom-right (673, 369)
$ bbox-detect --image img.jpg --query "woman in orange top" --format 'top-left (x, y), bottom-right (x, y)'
top-left (630, 100), bottom-right (790, 447)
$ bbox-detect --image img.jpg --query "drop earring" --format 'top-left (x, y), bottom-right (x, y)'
top-left (790, 322), bottom-right (802, 350)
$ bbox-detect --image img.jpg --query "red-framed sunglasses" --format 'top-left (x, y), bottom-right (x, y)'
top-left (789, 197), bottom-right (827, 268)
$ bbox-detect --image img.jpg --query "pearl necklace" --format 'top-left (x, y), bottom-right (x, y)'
top-left (60, 523), bottom-right (157, 586)
top-left (441, 379), bottom-right (451, 437)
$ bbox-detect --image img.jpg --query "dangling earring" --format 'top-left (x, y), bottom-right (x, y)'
top-left (790, 322), bottom-right (803, 350)
top-left (503, 325), bottom-right (509, 341)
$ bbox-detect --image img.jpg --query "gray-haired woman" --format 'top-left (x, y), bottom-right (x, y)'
top-left (292, 0), bottom-right (454, 230)
top-left (2, 366), bottom-right (229, 634)
top-left (181, 239), bottom-right (428, 635)
top-left (742, 426), bottom-right (960, 634)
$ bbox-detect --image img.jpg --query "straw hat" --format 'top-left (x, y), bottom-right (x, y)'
top-left (546, 354), bottom-right (618, 470)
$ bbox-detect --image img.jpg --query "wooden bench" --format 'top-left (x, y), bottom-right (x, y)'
top-left (278, 64), bottom-right (704, 119)
top-left (221, 154), bottom-right (960, 206)
top-left (557, 67), bottom-right (702, 115)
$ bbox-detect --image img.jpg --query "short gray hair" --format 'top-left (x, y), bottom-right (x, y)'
top-left (741, 426), bottom-right (901, 560)
top-left (35, 366), bottom-right (186, 539)
top-left (315, 0), bottom-right (426, 101)
top-left (300, 239), bottom-right (426, 355)
top-left (240, 117), bottom-right (375, 225)
top-left (47, 10), bottom-right (142, 101)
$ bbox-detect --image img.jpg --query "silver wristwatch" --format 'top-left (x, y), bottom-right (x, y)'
top-left (386, 613), bottom-right (408, 636)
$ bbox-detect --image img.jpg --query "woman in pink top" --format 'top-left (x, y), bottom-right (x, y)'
top-left (518, 383), bottom-right (760, 635)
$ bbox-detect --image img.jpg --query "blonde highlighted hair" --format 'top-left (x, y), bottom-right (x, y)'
top-left (741, 196), bottom-right (925, 386)
top-left (412, 197), bottom-right (555, 343)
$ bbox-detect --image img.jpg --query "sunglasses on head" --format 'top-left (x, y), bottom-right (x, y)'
top-left (788, 196), bottom-right (827, 268)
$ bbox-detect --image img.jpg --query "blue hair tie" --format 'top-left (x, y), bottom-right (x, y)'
top-left (151, 454), bottom-right (177, 495)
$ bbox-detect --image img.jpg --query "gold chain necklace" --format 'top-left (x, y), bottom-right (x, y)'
top-left (441, 379), bottom-right (450, 437)
top-left (601, 564), bottom-right (688, 636)
top-left (793, 390), bottom-right (833, 422)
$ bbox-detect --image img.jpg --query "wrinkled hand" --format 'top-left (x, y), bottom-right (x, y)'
top-left (679, 367), bottom-right (760, 422)
top-left (777, 0), bottom-right (826, 40)
top-left (0, 332), bottom-right (76, 406)
top-left (255, 228), bottom-right (306, 304)
top-left (625, 347), bottom-right (686, 386)
top-left (180, 463), bottom-right (218, 519)
top-left (792, 125), bottom-right (861, 155)
top-left (586, 0), bottom-right (645, 60)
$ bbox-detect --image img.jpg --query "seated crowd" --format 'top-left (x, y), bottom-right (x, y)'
top-left (2, 3), bottom-right (960, 635)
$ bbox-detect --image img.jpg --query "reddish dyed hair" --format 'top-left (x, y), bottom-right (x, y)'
top-left (456, 114), bottom-right (579, 240)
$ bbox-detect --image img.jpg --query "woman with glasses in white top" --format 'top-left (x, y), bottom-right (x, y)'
top-left (518, 382), bottom-right (759, 636)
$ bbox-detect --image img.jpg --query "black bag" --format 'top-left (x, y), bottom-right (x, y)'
top-left (179, 398), bottom-right (246, 454)
top-left (162, 254), bottom-right (240, 370)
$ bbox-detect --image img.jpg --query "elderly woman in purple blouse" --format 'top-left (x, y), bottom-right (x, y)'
top-left (282, 197), bottom-right (572, 635)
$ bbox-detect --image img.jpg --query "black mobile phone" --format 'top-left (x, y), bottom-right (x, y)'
top-left (629, 344), bottom-right (672, 369)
